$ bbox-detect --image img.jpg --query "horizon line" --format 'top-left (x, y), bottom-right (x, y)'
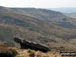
top-left (0, 6), bottom-right (76, 8)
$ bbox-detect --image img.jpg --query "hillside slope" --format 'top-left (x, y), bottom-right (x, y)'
top-left (11, 8), bottom-right (66, 22)
top-left (11, 8), bottom-right (76, 28)
top-left (65, 13), bottom-right (76, 19)
top-left (0, 6), bottom-right (76, 49)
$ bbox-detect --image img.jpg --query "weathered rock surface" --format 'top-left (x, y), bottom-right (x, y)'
top-left (14, 37), bottom-right (50, 52)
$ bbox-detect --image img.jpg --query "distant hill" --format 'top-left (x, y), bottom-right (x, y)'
top-left (11, 8), bottom-right (76, 28)
top-left (11, 8), bottom-right (66, 22)
top-left (0, 6), bottom-right (76, 49)
top-left (49, 8), bottom-right (76, 13)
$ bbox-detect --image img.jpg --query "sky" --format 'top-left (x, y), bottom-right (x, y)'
top-left (0, 0), bottom-right (76, 8)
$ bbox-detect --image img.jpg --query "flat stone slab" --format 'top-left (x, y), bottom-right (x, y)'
top-left (14, 37), bottom-right (50, 52)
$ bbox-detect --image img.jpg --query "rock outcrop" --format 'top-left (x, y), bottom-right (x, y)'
top-left (14, 37), bottom-right (50, 52)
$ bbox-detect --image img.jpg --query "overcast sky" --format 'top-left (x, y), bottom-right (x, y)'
top-left (0, 0), bottom-right (76, 8)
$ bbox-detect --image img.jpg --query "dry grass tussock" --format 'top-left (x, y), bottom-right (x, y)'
top-left (0, 43), bottom-right (61, 57)
top-left (0, 43), bottom-right (18, 57)
top-left (16, 49), bottom-right (61, 57)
